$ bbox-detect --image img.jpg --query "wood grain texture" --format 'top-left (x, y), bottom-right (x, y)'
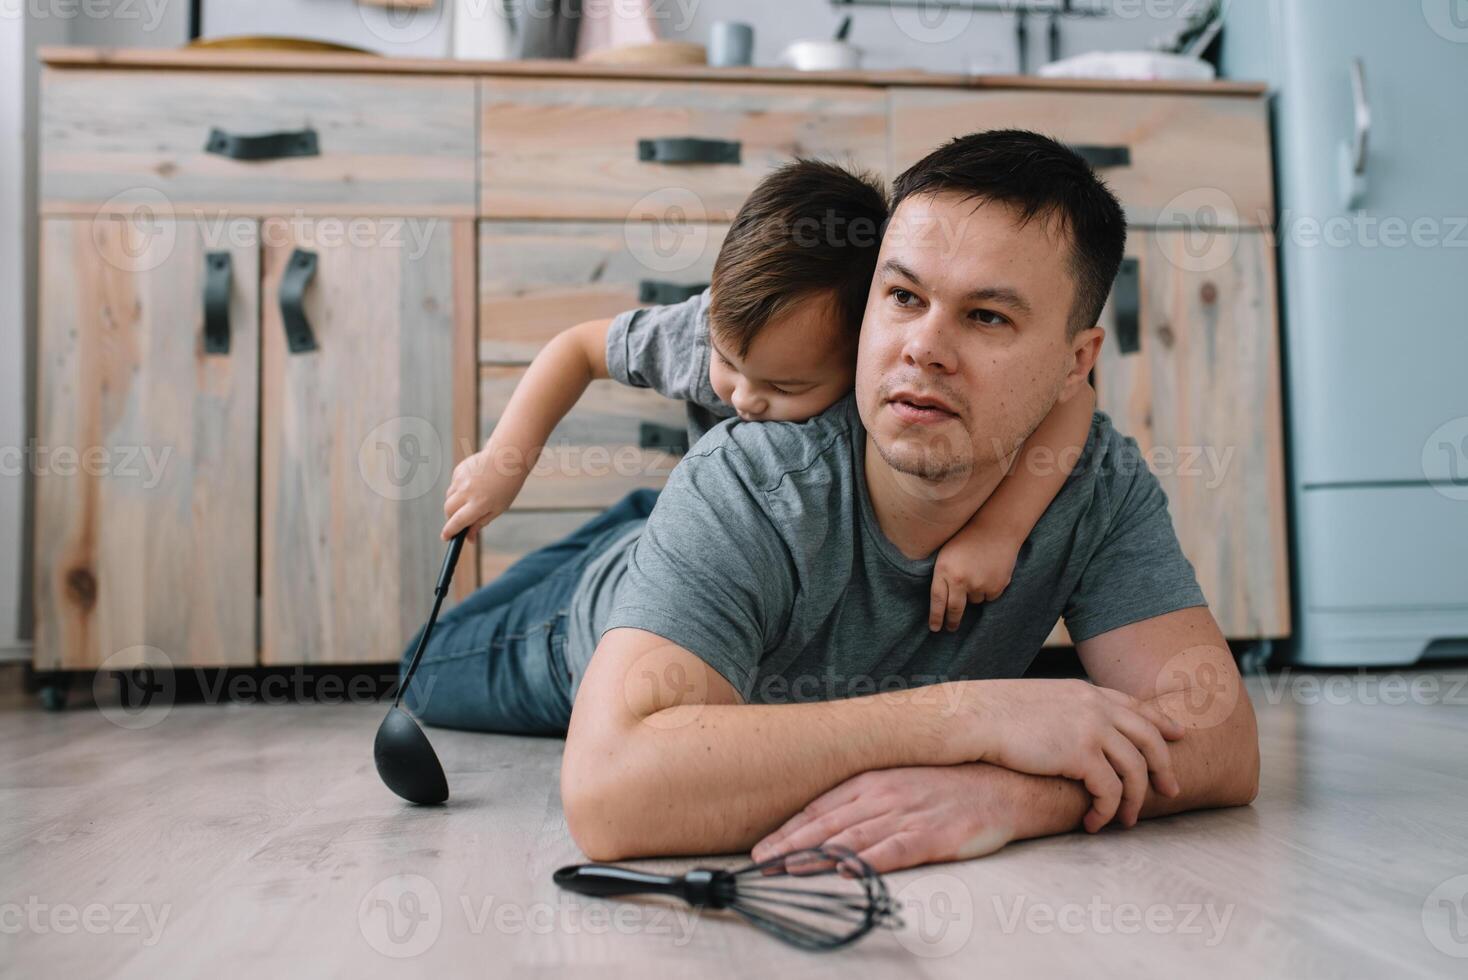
top-left (259, 218), bottom-right (477, 666)
top-left (890, 88), bottom-right (1275, 228)
top-left (480, 78), bottom-right (888, 220)
top-left (480, 368), bottom-right (686, 510)
top-left (33, 218), bottom-right (259, 670)
top-left (1095, 230), bottom-right (1291, 639)
top-left (478, 220), bottom-right (728, 364)
top-left (41, 69), bottom-right (477, 217)
top-left (3, 671), bottom-right (1464, 976)
top-left (37, 46), bottom-right (1271, 95)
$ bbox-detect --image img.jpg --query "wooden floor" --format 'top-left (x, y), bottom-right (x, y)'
top-left (3, 666), bottom-right (1466, 979)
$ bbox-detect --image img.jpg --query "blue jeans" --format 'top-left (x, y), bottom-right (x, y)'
top-left (398, 489), bottom-right (659, 735)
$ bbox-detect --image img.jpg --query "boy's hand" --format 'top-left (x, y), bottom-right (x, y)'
top-left (441, 447), bottom-right (525, 542)
top-left (928, 532), bottom-right (1021, 631)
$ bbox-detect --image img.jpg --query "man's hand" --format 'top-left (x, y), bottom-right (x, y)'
top-left (962, 679), bottom-right (1184, 832)
top-left (751, 765), bottom-right (1023, 873)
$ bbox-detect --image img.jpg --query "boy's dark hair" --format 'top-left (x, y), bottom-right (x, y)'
top-left (709, 159), bottom-right (889, 357)
top-left (890, 129), bottom-right (1127, 337)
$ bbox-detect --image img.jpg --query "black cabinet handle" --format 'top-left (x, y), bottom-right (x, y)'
top-left (639, 422), bottom-right (688, 456)
top-left (279, 249), bottom-right (319, 354)
top-left (203, 251), bottom-right (232, 355)
top-left (1114, 257), bottom-right (1142, 355)
top-left (1070, 144), bottom-right (1132, 169)
top-left (637, 137), bottom-right (741, 165)
top-left (638, 280), bottom-right (709, 305)
top-left (205, 126), bottom-right (320, 162)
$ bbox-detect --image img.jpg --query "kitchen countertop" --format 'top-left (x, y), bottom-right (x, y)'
top-left (38, 46), bottom-right (1268, 96)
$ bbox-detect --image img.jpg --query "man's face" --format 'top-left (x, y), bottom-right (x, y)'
top-left (856, 191), bottom-right (1095, 484)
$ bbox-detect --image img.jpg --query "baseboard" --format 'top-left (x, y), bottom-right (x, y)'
top-left (0, 642), bottom-right (31, 664)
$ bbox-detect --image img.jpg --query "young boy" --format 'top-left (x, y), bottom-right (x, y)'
top-left (442, 160), bottom-right (1096, 631)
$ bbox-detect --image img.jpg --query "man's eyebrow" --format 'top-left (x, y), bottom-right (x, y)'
top-left (879, 259), bottom-right (925, 289)
top-left (966, 286), bottom-right (1033, 317)
top-left (882, 259), bottom-right (1033, 318)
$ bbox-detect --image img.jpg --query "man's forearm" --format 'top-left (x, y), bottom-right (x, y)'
top-left (563, 678), bottom-right (972, 860)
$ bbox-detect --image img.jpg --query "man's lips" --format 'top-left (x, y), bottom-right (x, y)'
top-left (886, 390), bottom-right (960, 424)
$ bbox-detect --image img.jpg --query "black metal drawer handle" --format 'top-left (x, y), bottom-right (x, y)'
top-left (639, 280), bottom-right (709, 305)
top-left (205, 126), bottom-right (320, 162)
top-left (279, 249), bottom-right (319, 354)
top-left (1114, 257), bottom-right (1142, 355)
top-left (639, 422), bottom-right (688, 456)
top-left (1070, 144), bottom-right (1132, 169)
top-left (637, 137), bottom-right (741, 165)
top-left (203, 251), bottom-right (232, 355)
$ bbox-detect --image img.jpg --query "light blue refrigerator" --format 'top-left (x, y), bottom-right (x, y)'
top-left (1222, 0), bottom-right (1468, 665)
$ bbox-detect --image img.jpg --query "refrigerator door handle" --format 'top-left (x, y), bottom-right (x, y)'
top-left (1349, 58), bottom-right (1371, 176)
top-left (1339, 58), bottom-right (1371, 210)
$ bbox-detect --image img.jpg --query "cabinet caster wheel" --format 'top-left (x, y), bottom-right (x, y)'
top-left (1237, 640), bottom-right (1274, 677)
top-left (36, 673), bottom-right (70, 712)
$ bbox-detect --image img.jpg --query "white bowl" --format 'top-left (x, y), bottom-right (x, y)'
top-left (782, 40), bottom-right (862, 72)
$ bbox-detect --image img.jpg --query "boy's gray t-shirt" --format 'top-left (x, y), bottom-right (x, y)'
top-left (564, 395), bottom-right (1207, 704)
top-left (604, 288), bottom-right (733, 444)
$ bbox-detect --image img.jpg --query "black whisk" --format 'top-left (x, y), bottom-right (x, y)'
top-left (553, 845), bottom-right (904, 951)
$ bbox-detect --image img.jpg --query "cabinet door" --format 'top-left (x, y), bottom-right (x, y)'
top-left (34, 217), bottom-right (260, 670)
top-left (259, 218), bottom-right (477, 665)
top-left (1094, 229), bottom-right (1290, 638)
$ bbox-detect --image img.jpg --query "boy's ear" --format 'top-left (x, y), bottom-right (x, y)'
top-left (1063, 326), bottom-right (1104, 398)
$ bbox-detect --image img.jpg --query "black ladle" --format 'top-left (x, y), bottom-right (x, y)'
top-left (374, 528), bottom-right (467, 805)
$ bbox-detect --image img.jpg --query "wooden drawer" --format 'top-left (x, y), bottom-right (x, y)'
top-left (890, 89), bottom-right (1273, 228)
top-left (480, 78), bottom-right (888, 220)
top-left (480, 367), bottom-right (686, 509)
top-left (42, 70), bottom-right (477, 217)
top-left (479, 220), bottom-right (727, 363)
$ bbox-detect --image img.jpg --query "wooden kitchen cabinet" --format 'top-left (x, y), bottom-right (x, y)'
top-left (34, 48), bottom-right (1290, 688)
top-left (1095, 229), bottom-right (1291, 638)
top-left (34, 217), bottom-right (261, 671)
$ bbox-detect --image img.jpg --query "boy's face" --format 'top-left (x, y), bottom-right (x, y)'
top-left (708, 290), bottom-right (856, 423)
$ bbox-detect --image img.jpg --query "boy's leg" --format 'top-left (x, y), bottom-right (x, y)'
top-left (436, 487), bottom-right (659, 625)
top-left (399, 489), bottom-right (658, 734)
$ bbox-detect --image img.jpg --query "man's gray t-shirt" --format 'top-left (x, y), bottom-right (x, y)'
top-left (604, 288), bottom-right (733, 444)
top-left (564, 394), bottom-right (1207, 703)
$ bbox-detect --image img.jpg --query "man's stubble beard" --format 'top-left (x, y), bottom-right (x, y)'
top-left (871, 389), bottom-right (1061, 491)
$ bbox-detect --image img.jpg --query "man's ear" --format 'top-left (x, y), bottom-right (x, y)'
top-left (1062, 326), bottom-right (1105, 400)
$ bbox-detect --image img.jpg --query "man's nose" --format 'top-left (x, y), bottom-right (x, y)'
top-left (900, 313), bottom-right (958, 374)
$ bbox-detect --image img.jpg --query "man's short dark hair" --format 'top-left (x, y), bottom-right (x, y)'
top-left (709, 159), bottom-right (889, 357)
top-left (890, 129), bottom-right (1127, 337)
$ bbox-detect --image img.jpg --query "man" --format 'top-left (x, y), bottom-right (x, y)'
top-left (409, 131), bottom-right (1259, 872)
top-left (559, 131), bottom-right (1257, 869)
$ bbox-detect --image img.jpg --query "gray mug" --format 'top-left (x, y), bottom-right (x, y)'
top-left (709, 21), bottom-right (754, 67)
